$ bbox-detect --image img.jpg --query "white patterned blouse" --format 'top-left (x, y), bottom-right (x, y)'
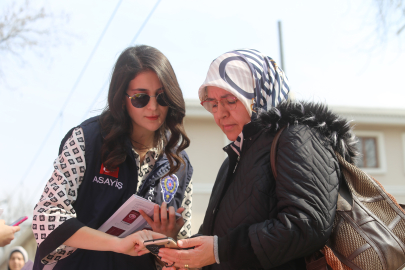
top-left (32, 127), bottom-right (193, 264)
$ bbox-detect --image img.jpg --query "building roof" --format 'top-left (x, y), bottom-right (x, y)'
top-left (185, 99), bottom-right (405, 125)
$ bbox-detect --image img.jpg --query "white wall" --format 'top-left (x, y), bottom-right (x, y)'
top-left (183, 116), bottom-right (226, 234)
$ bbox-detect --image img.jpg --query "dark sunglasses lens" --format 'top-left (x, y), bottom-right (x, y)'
top-left (131, 94), bottom-right (150, 108)
top-left (156, 93), bottom-right (168, 106)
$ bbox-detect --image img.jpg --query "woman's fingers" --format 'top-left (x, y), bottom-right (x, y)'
top-left (161, 202), bottom-right (168, 227)
top-left (137, 249), bottom-right (150, 256)
top-left (175, 207), bottom-right (185, 228)
top-left (139, 210), bottom-right (154, 228)
top-left (136, 230), bottom-right (147, 242)
top-left (176, 207), bottom-right (185, 214)
top-left (162, 258), bottom-right (192, 269)
top-left (159, 248), bottom-right (190, 263)
top-left (139, 203), bottom-right (185, 238)
top-left (158, 236), bottom-right (215, 268)
top-left (177, 237), bottom-right (200, 248)
top-left (149, 231), bottom-right (166, 239)
top-left (168, 206), bottom-right (176, 231)
top-left (153, 204), bottom-right (161, 227)
top-left (162, 267), bottom-right (176, 270)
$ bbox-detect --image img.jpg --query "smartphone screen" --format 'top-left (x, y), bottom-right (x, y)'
top-left (10, 216), bottom-right (28, 226)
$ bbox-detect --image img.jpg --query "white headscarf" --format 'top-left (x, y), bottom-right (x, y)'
top-left (198, 49), bottom-right (291, 155)
top-left (8, 246), bottom-right (28, 270)
top-left (198, 48), bottom-right (290, 120)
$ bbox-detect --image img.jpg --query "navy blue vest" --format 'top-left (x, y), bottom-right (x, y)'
top-left (33, 116), bottom-right (193, 270)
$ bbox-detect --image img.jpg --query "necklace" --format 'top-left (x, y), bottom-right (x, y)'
top-left (131, 139), bottom-right (153, 151)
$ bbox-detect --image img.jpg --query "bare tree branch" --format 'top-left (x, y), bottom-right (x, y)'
top-left (0, 0), bottom-right (70, 84)
top-left (0, 0), bottom-right (68, 68)
top-left (374, 0), bottom-right (405, 38)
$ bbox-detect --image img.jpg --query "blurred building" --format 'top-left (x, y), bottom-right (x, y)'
top-left (2, 100), bottom-right (405, 267)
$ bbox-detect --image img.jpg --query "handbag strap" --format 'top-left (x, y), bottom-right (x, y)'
top-left (270, 126), bottom-right (340, 270)
top-left (270, 127), bottom-right (286, 179)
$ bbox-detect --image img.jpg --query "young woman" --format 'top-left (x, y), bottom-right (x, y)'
top-left (158, 49), bottom-right (358, 270)
top-left (32, 45), bottom-right (194, 270)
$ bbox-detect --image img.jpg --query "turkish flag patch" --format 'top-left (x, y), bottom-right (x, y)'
top-left (99, 164), bottom-right (119, 178)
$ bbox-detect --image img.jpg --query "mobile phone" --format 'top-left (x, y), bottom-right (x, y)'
top-left (144, 237), bottom-right (179, 254)
top-left (144, 237), bottom-right (178, 267)
top-left (10, 216), bottom-right (28, 226)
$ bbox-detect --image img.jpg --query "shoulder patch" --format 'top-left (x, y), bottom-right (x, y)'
top-left (160, 175), bottom-right (179, 203)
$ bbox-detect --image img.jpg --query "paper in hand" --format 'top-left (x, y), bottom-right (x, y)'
top-left (0, 208), bottom-right (3, 217)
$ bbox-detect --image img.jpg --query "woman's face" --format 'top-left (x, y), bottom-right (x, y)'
top-left (125, 70), bottom-right (169, 136)
top-left (206, 86), bottom-right (251, 141)
top-left (8, 252), bottom-right (25, 270)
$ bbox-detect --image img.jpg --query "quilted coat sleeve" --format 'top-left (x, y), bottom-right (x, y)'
top-left (218, 125), bottom-right (340, 268)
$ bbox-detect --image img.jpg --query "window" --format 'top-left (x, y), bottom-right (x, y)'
top-left (354, 131), bottom-right (386, 174)
top-left (357, 137), bottom-right (379, 168)
top-left (402, 133), bottom-right (405, 174)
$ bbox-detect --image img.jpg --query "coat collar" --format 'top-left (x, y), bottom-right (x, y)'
top-left (256, 101), bottom-right (359, 164)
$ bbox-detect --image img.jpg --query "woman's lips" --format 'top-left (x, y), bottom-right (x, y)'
top-left (146, 116), bottom-right (159, 120)
top-left (223, 124), bottom-right (235, 130)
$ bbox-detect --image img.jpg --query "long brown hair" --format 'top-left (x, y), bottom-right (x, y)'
top-left (99, 45), bottom-right (190, 176)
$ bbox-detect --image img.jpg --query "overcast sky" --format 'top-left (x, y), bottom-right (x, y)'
top-left (1, 0), bottom-right (405, 212)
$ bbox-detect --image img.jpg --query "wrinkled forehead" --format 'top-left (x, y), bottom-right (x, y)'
top-left (204, 86), bottom-right (236, 99)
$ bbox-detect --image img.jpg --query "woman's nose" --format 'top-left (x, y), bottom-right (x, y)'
top-left (146, 96), bottom-right (158, 110)
top-left (217, 101), bottom-right (229, 117)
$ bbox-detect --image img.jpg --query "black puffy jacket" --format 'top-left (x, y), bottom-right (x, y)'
top-left (199, 102), bottom-right (358, 270)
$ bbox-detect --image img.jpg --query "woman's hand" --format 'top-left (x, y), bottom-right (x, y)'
top-left (113, 230), bottom-right (166, 256)
top-left (0, 220), bottom-right (20, 247)
top-left (163, 267), bottom-right (200, 270)
top-left (158, 236), bottom-right (216, 269)
top-left (139, 202), bottom-right (185, 240)
top-left (162, 265), bottom-right (200, 270)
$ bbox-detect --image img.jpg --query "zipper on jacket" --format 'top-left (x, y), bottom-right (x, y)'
top-left (136, 160), bottom-right (167, 196)
top-left (233, 155), bottom-right (240, 173)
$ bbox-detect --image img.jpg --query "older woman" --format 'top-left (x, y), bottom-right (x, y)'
top-left (158, 49), bottom-right (358, 270)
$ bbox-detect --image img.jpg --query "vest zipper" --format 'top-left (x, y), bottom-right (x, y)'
top-left (233, 155), bottom-right (240, 173)
top-left (136, 161), bottom-right (167, 196)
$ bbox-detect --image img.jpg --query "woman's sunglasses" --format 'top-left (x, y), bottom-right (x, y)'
top-left (125, 92), bottom-right (168, 108)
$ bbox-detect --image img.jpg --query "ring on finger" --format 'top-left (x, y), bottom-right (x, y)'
top-left (185, 264), bottom-right (189, 270)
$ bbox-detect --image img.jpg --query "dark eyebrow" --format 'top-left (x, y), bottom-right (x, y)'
top-left (131, 87), bottom-right (164, 92)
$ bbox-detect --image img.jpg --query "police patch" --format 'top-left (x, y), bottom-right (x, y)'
top-left (160, 174), bottom-right (179, 203)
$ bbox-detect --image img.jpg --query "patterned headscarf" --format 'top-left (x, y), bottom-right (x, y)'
top-left (198, 48), bottom-right (290, 120)
top-left (198, 49), bottom-right (290, 155)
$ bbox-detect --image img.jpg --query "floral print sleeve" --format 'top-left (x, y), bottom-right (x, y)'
top-left (32, 127), bottom-right (86, 264)
top-left (178, 179), bottom-right (193, 239)
top-left (156, 179), bottom-right (193, 270)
